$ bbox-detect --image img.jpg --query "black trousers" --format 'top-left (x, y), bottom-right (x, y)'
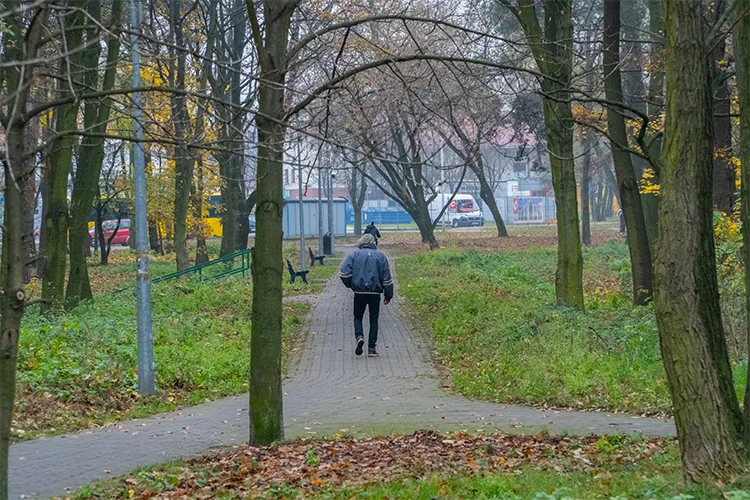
top-left (353, 293), bottom-right (381, 348)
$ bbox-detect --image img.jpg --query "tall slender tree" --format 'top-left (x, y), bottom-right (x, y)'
top-left (710, 0), bottom-right (735, 215)
top-left (603, 0), bottom-right (653, 306)
top-left (42, 0), bottom-right (87, 312)
top-left (0, 5), bottom-right (50, 497)
top-left (246, 0), bottom-right (298, 445)
top-left (170, 0), bottom-right (193, 271)
top-left (66, 0), bottom-right (124, 307)
top-left (502, 0), bottom-right (584, 309)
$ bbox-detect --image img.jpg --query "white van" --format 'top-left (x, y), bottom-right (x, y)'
top-left (429, 193), bottom-right (485, 227)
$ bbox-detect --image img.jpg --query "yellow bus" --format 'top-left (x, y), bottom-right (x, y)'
top-left (204, 194), bottom-right (255, 237)
top-left (206, 194), bottom-right (223, 237)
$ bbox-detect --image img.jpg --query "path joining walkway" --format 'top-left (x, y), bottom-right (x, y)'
top-left (9, 248), bottom-right (675, 499)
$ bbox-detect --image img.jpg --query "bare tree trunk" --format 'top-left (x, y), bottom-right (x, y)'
top-left (654, 0), bottom-right (744, 482)
top-left (170, 0), bottom-right (192, 271)
top-left (472, 163), bottom-right (507, 237)
top-left (1, 126), bottom-right (30, 500)
top-left (169, 0), bottom-right (194, 271)
top-left (0, 7), bottom-right (49, 497)
top-left (511, 0), bottom-right (583, 309)
top-left (220, 2), bottom-right (247, 256)
top-left (67, 0), bottom-right (123, 307)
top-left (95, 195), bottom-right (107, 264)
top-left (237, 190), bottom-right (255, 250)
top-left (544, 95), bottom-right (584, 309)
top-left (580, 134), bottom-right (592, 246)
top-left (603, 0), bottom-right (653, 306)
top-left (710, 0), bottom-right (735, 215)
top-left (42, 0), bottom-right (87, 312)
top-left (247, 0), bottom-right (297, 445)
top-left (414, 208), bottom-right (439, 249)
top-left (349, 163), bottom-right (366, 237)
top-left (643, 0), bottom-right (664, 244)
top-left (37, 162), bottom-right (48, 279)
top-left (21, 117), bottom-right (39, 283)
top-left (193, 159), bottom-right (209, 264)
top-left (736, 0), bottom-right (750, 450)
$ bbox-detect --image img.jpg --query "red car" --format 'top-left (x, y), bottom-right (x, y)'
top-left (89, 219), bottom-right (131, 247)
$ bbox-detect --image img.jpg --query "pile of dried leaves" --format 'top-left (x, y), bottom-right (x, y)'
top-left (75, 430), bottom-right (670, 499)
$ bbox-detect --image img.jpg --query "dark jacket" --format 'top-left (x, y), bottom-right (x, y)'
top-left (364, 223), bottom-right (381, 239)
top-left (340, 243), bottom-right (393, 300)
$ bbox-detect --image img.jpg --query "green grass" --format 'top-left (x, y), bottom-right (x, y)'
top-left (305, 468), bottom-right (749, 500)
top-left (397, 240), bottom-right (748, 415)
top-left (15, 274), bottom-right (309, 440)
top-left (14, 244), bottom-right (340, 439)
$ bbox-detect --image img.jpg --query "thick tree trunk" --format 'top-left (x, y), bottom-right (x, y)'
top-left (42, 0), bottom-right (87, 312)
top-left (66, 0), bottom-right (123, 307)
top-left (414, 209), bottom-right (439, 249)
top-left (248, 0), bottom-right (296, 446)
top-left (581, 134), bottom-right (592, 246)
top-left (654, 0), bottom-right (744, 482)
top-left (170, 0), bottom-right (192, 271)
top-left (353, 206), bottom-right (362, 236)
top-left (603, 0), bottom-right (653, 306)
top-left (0, 7), bottom-right (48, 496)
top-left (736, 0), bottom-right (750, 450)
top-left (1, 126), bottom-right (29, 500)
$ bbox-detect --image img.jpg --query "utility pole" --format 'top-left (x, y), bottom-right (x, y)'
top-left (297, 137), bottom-right (306, 272)
top-left (130, 0), bottom-right (154, 395)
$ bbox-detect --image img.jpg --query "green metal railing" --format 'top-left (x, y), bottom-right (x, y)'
top-left (115, 248), bottom-right (251, 294)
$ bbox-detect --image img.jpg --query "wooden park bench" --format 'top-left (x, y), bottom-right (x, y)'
top-left (308, 247), bottom-right (326, 267)
top-left (287, 259), bottom-right (309, 284)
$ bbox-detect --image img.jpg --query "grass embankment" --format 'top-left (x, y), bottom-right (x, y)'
top-left (68, 432), bottom-right (750, 499)
top-left (14, 246), bottom-right (341, 440)
top-left (397, 241), bottom-right (747, 415)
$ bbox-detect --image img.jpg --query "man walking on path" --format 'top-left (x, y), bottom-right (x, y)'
top-left (340, 234), bottom-right (394, 357)
top-left (364, 221), bottom-right (381, 243)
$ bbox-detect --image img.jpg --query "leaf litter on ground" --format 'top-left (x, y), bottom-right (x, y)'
top-left (65, 430), bottom-right (674, 499)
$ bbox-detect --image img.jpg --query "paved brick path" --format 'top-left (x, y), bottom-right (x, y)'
top-left (9, 248), bottom-right (675, 499)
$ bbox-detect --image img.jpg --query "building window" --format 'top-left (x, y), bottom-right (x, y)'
top-left (513, 161), bottom-right (526, 174)
top-left (284, 169), bottom-right (289, 185)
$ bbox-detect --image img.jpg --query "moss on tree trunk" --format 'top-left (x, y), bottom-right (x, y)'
top-left (654, 0), bottom-right (744, 482)
top-left (247, 0), bottom-right (297, 445)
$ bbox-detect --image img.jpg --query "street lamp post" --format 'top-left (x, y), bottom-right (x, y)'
top-left (329, 170), bottom-right (336, 254)
top-left (130, 0), bottom-right (154, 395)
